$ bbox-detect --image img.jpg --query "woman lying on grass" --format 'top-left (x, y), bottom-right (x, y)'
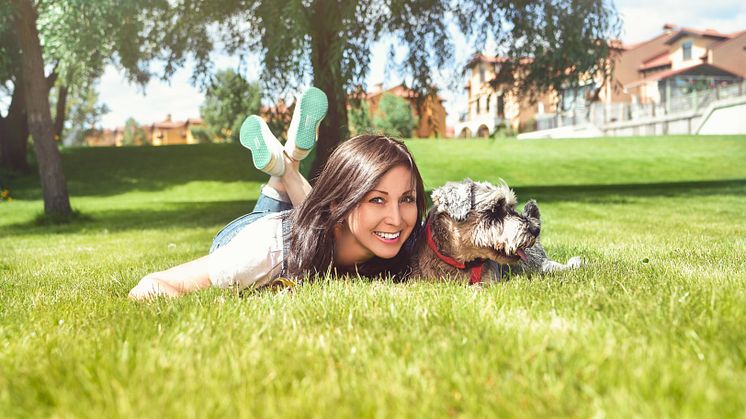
top-left (129, 87), bottom-right (426, 300)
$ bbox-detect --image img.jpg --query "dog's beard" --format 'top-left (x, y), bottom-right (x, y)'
top-left (472, 217), bottom-right (536, 264)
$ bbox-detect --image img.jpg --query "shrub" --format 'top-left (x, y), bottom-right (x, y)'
top-left (372, 93), bottom-right (418, 138)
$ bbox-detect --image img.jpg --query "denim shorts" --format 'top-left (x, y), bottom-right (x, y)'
top-left (209, 193), bottom-right (293, 253)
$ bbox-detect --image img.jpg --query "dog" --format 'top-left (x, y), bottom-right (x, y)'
top-left (408, 179), bottom-right (582, 283)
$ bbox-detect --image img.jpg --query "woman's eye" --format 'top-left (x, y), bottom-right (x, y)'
top-left (401, 195), bottom-right (416, 204)
top-left (369, 197), bottom-right (385, 204)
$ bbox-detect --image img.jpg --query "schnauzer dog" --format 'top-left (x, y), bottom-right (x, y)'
top-left (409, 179), bottom-right (582, 284)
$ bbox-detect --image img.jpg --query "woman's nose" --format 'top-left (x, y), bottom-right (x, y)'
top-left (386, 202), bottom-right (403, 226)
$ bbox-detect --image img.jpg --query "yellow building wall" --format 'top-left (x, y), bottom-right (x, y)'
top-left (152, 127), bottom-right (197, 145)
top-left (466, 61), bottom-right (556, 132)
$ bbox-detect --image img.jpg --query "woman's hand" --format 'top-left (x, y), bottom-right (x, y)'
top-left (128, 276), bottom-right (182, 300)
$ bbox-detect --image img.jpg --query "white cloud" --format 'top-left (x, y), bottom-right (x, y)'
top-left (99, 66), bottom-right (204, 128)
top-left (615, 0), bottom-right (746, 43)
top-left (98, 52), bottom-right (251, 128)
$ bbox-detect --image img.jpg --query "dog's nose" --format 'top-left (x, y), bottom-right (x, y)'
top-left (528, 223), bottom-right (540, 237)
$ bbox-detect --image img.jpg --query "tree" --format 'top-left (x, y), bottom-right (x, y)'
top-left (371, 93), bottom-right (418, 138)
top-left (171, 0), bottom-right (619, 178)
top-left (0, 5), bottom-right (33, 174)
top-left (10, 0), bottom-right (71, 216)
top-left (60, 84), bottom-right (111, 147)
top-left (2, 0), bottom-right (620, 217)
top-left (122, 118), bottom-right (148, 146)
top-left (200, 69), bottom-right (262, 142)
top-left (1, 0), bottom-right (197, 218)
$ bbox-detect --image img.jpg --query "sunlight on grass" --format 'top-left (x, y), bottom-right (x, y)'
top-left (1, 136), bottom-right (745, 417)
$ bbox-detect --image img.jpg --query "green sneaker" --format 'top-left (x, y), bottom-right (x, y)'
top-left (239, 115), bottom-right (286, 177)
top-left (285, 87), bottom-right (328, 161)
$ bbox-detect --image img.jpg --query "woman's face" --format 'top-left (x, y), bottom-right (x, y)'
top-left (335, 165), bottom-right (418, 265)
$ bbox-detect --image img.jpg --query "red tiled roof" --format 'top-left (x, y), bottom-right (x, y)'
top-left (624, 63), bottom-right (740, 88)
top-left (365, 84), bottom-right (445, 102)
top-left (639, 51), bottom-right (671, 71)
top-left (621, 31), bottom-right (674, 51)
top-left (712, 30), bottom-right (746, 49)
top-left (665, 27), bottom-right (732, 44)
top-left (153, 120), bottom-right (186, 129)
top-left (465, 53), bottom-right (510, 69)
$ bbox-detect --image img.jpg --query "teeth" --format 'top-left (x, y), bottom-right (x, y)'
top-left (375, 231), bottom-right (400, 240)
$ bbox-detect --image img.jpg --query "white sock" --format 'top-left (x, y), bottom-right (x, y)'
top-left (261, 184), bottom-right (291, 203)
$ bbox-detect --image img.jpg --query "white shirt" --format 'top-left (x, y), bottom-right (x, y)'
top-left (208, 212), bottom-right (285, 289)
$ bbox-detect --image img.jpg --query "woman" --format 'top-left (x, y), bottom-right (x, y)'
top-left (129, 88), bottom-right (426, 300)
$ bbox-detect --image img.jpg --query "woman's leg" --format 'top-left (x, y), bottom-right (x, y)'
top-left (267, 154), bottom-right (312, 207)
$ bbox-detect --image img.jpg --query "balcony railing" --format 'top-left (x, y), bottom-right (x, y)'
top-left (535, 80), bottom-right (746, 131)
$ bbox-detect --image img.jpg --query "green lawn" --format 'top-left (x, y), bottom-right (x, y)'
top-left (1, 135), bottom-right (745, 418)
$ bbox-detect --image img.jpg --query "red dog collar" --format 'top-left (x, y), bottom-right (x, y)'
top-left (425, 218), bottom-right (485, 284)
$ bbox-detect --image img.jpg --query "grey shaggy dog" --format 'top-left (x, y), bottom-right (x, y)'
top-left (408, 179), bottom-right (582, 283)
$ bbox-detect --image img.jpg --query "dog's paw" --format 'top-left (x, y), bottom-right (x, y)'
top-left (566, 256), bottom-right (583, 268)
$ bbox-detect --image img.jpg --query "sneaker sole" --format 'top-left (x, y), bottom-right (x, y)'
top-left (239, 115), bottom-right (281, 174)
top-left (291, 87), bottom-right (328, 152)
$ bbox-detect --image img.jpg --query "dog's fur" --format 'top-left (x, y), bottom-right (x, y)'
top-left (408, 179), bottom-right (581, 283)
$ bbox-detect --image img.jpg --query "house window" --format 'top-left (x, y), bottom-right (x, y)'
top-left (476, 97), bottom-right (481, 114)
top-left (486, 95), bottom-right (491, 113)
top-left (682, 41), bottom-right (692, 61)
top-left (479, 63), bottom-right (486, 83)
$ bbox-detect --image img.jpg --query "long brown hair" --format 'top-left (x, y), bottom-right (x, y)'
top-left (285, 135), bottom-right (426, 279)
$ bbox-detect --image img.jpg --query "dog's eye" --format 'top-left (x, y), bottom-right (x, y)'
top-left (488, 206), bottom-right (505, 220)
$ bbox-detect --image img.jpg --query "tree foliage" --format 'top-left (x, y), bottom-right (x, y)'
top-left (371, 93), bottom-right (418, 138)
top-left (349, 101), bottom-right (374, 136)
top-left (122, 117), bottom-right (148, 146)
top-left (200, 69), bottom-right (262, 143)
top-left (50, 81), bottom-right (110, 147)
top-left (166, 0), bottom-right (619, 177)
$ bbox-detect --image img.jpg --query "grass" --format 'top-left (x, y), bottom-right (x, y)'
top-left (1, 135), bottom-right (745, 418)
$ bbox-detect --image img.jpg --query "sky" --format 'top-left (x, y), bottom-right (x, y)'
top-left (96, 0), bottom-right (746, 129)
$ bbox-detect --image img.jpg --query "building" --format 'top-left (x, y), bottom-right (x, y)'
top-left (364, 84), bottom-right (448, 138)
top-left (558, 24), bottom-right (746, 115)
top-left (460, 24), bottom-right (746, 136)
top-left (84, 115), bottom-right (204, 147)
top-left (616, 24), bottom-right (746, 106)
top-left (454, 54), bottom-right (556, 138)
top-left (150, 115), bottom-right (204, 146)
top-left (83, 127), bottom-right (120, 147)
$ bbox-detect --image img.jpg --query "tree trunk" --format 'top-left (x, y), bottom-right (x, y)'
top-left (0, 80), bottom-right (31, 173)
top-left (308, 2), bottom-right (350, 181)
top-left (54, 83), bottom-right (68, 142)
top-left (11, 0), bottom-right (72, 217)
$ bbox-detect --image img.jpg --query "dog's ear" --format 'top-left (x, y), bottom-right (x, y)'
top-left (523, 199), bottom-right (541, 220)
top-left (431, 179), bottom-right (474, 221)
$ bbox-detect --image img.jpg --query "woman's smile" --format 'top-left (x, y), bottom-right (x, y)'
top-left (373, 230), bottom-right (402, 242)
